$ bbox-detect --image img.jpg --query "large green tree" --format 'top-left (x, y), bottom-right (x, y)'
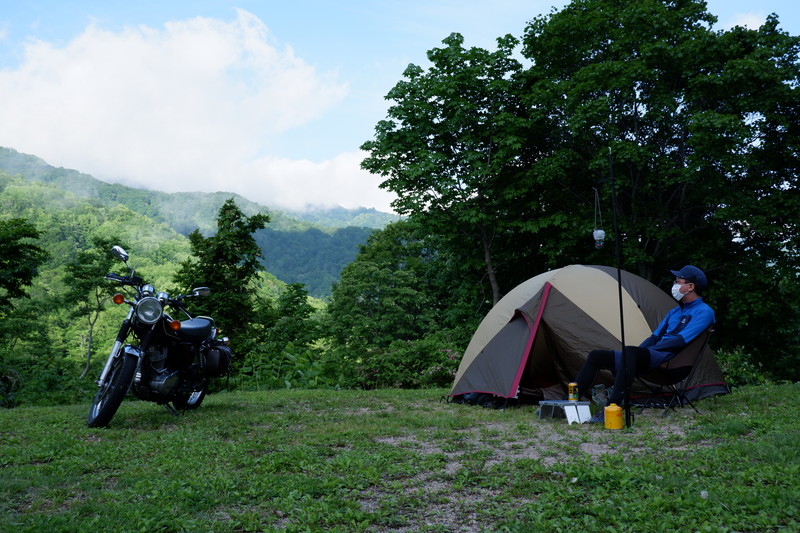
top-left (361, 0), bottom-right (800, 376)
top-left (0, 217), bottom-right (48, 406)
top-left (361, 33), bottom-right (535, 305)
top-left (520, 0), bottom-right (800, 374)
top-left (173, 199), bottom-right (269, 341)
top-left (0, 218), bottom-right (48, 322)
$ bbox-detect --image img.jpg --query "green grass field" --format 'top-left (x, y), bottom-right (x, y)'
top-left (1, 383), bottom-right (798, 532)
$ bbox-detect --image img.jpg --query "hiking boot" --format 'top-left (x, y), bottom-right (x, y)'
top-left (588, 410), bottom-right (605, 424)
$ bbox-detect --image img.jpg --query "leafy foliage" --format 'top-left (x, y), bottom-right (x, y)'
top-left (519, 0), bottom-right (800, 378)
top-left (237, 283), bottom-right (324, 389)
top-left (63, 235), bottom-right (125, 377)
top-left (173, 199), bottom-right (269, 341)
top-left (362, 33), bottom-right (532, 305)
top-left (0, 147), bottom-right (391, 297)
top-left (255, 226), bottom-right (376, 298)
top-left (323, 221), bottom-right (476, 389)
top-left (0, 217), bottom-right (48, 314)
top-left (360, 0), bottom-right (800, 380)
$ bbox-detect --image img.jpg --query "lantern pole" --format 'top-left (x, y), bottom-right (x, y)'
top-left (605, 149), bottom-right (632, 428)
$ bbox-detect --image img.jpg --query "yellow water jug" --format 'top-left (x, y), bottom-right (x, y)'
top-left (604, 403), bottom-right (623, 430)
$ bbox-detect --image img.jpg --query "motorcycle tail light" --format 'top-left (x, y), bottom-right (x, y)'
top-left (169, 320), bottom-right (181, 331)
top-left (112, 293), bottom-right (125, 305)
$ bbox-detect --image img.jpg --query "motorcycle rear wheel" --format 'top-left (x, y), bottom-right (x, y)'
top-left (172, 388), bottom-right (206, 410)
top-left (87, 353), bottom-right (137, 428)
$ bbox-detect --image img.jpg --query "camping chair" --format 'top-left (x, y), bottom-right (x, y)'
top-left (637, 327), bottom-right (714, 416)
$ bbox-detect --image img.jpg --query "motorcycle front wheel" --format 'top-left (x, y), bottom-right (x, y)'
top-left (87, 353), bottom-right (137, 428)
top-left (172, 388), bottom-right (206, 411)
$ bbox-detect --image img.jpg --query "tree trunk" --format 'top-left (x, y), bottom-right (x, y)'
top-left (80, 316), bottom-right (96, 379)
top-left (479, 225), bottom-right (502, 306)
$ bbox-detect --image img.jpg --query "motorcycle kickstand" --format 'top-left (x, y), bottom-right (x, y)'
top-left (164, 403), bottom-right (182, 417)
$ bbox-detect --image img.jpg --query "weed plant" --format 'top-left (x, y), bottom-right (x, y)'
top-left (1, 383), bottom-right (798, 532)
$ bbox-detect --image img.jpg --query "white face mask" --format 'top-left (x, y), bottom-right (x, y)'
top-left (671, 283), bottom-right (685, 301)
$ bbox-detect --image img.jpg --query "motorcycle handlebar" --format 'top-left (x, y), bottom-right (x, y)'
top-left (104, 273), bottom-right (144, 286)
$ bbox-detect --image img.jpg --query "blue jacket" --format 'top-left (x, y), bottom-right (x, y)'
top-left (638, 297), bottom-right (716, 368)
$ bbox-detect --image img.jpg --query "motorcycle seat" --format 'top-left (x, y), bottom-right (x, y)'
top-left (178, 317), bottom-right (214, 341)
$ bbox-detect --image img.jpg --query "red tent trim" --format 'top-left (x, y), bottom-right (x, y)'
top-left (507, 282), bottom-right (552, 398)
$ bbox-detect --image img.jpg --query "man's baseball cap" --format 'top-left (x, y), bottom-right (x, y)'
top-left (670, 265), bottom-right (707, 291)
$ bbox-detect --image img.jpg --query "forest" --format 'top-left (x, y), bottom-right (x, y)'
top-left (0, 146), bottom-right (391, 298)
top-left (1, 0), bottom-right (799, 408)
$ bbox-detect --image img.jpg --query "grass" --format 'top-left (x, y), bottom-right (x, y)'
top-left (1, 383), bottom-right (798, 532)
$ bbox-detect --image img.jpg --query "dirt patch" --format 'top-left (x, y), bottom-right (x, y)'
top-left (367, 406), bottom-right (705, 532)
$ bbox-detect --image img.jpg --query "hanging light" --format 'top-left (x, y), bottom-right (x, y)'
top-left (593, 229), bottom-right (606, 249)
top-left (593, 188), bottom-right (605, 249)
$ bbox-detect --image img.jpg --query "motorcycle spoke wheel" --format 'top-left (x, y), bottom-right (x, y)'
top-left (87, 353), bottom-right (137, 428)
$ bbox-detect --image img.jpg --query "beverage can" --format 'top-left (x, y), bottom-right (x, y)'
top-left (568, 382), bottom-right (579, 401)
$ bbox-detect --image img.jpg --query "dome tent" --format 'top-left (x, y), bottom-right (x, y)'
top-left (450, 265), bottom-right (728, 403)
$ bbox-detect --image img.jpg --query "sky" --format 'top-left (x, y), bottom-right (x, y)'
top-left (1, 1), bottom-right (798, 213)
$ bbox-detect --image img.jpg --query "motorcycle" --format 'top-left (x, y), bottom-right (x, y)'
top-left (88, 245), bottom-right (233, 428)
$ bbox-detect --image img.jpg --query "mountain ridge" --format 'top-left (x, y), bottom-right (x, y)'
top-left (0, 146), bottom-right (398, 233)
top-left (0, 146), bottom-right (396, 297)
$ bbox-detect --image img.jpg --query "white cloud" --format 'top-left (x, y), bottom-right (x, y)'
top-left (709, 6), bottom-right (777, 32)
top-left (726, 12), bottom-right (769, 29)
top-left (0, 9), bottom-right (395, 212)
top-left (245, 150), bottom-right (394, 211)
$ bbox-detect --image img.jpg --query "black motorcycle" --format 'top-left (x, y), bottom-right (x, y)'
top-left (88, 245), bottom-right (233, 428)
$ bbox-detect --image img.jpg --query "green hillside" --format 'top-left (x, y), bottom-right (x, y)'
top-left (0, 146), bottom-right (393, 296)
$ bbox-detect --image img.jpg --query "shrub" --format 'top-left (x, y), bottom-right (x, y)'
top-left (0, 364), bottom-right (22, 408)
top-left (714, 346), bottom-right (767, 387)
top-left (342, 332), bottom-right (463, 390)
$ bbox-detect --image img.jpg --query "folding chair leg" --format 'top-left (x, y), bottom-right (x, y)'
top-left (660, 386), bottom-right (682, 416)
top-left (661, 390), bottom-right (700, 416)
top-left (680, 395), bottom-right (700, 415)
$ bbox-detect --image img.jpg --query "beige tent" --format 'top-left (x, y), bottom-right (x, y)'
top-left (450, 265), bottom-right (728, 402)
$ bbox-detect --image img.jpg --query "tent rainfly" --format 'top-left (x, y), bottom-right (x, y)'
top-left (450, 265), bottom-right (729, 403)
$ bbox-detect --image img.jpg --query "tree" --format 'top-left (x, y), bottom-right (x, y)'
top-left (0, 218), bottom-right (48, 323)
top-left (323, 221), bottom-right (478, 388)
top-left (237, 282), bottom-right (324, 389)
top-left (0, 217), bottom-right (48, 406)
top-left (520, 0), bottom-right (800, 375)
top-left (63, 235), bottom-right (122, 377)
top-left (361, 33), bottom-right (534, 305)
top-left (173, 199), bottom-right (269, 341)
top-left (361, 0), bottom-right (800, 377)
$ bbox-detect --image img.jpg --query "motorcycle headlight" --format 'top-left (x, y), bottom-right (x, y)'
top-left (135, 296), bottom-right (163, 324)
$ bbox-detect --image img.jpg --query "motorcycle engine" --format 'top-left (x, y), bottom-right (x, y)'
top-left (146, 369), bottom-right (181, 396)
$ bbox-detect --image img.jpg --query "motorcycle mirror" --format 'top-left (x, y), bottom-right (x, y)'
top-left (111, 246), bottom-right (129, 262)
top-left (192, 287), bottom-right (210, 297)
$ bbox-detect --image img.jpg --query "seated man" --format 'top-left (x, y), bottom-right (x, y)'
top-left (574, 265), bottom-right (716, 423)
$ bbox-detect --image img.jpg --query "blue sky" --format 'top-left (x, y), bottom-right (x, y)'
top-left (1, 1), bottom-right (798, 212)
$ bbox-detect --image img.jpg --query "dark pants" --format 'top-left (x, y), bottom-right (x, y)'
top-left (575, 346), bottom-right (652, 405)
